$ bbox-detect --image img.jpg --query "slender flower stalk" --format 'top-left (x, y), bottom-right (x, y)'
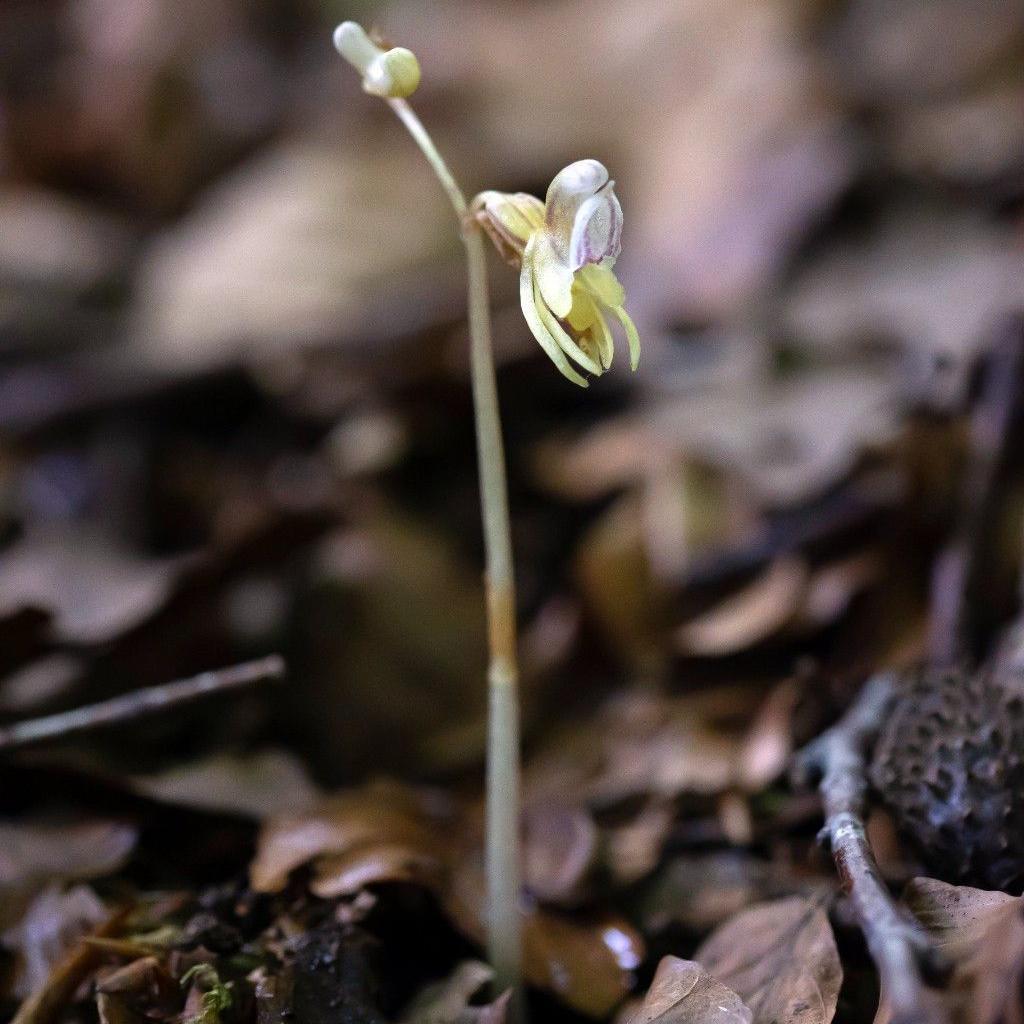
top-left (333, 21), bottom-right (522, 1002)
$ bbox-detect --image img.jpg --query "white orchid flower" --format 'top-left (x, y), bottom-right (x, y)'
top-left (473, 160), bottom-right (640, 387)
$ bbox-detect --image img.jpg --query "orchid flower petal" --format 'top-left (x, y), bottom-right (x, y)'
top-left (566, 286), bottom-right (600, 332)
top-left (544, 159), bottom-right (610, 251)
top-left (519, 239), bottom-right (588, 387)
top-left (578, 263), bottom-right (626, 307)
top-left (473, 191), bottom-right (545, 262)
top-left (592, 308), bottom-right (615, 369)
top-left (533, 233), bottom-right (575, 318)
top-left (568, 184), bottom-right (622, 270)
top-left (609, 304), bottom-right (641, 371)
top-left (536, 293), bottom-right (602, 375)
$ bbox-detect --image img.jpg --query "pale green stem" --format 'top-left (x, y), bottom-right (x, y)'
top-left (387, 98), bottom-right (523, 1002)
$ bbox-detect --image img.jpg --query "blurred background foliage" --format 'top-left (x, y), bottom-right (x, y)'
top-left (0, 0), bottom-right (1022, 786)
top-left (2, 3), bottom-right (1024, 1020)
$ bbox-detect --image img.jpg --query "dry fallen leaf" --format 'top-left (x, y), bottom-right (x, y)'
top-left (904, 877), bottom-right (1024, 1024)
top-left (0, 187), bottom-right (130, 294)
top-left (737, 679), bottom-right (801, 793)
top-left (252, 780), bottom-right (644, 1017)
top-left (676, 557), bottom-right (809, 657)
top-left (626, 955), bottom-right (751, 1024)
top-left (249, 780), bottom-right (455, 895)
top-left (903, 877), bottom-right (1018, 962)
top-left (0, 530), bottom-right (180, 645)
top-left (94, 955), bottom-right (179, 1024)
top-left (130, 749), bottom-right (321, 820)
top-left (0, 822), bottom-right (137, 894)
top-left (636, 854), bottom-right (815, 935)
top-left (524, 692), bottom-right (749, 811)
top-left (399, 961), bottom-right (508, 1024)
top-left (885, 84), bottom-right (1024, 186)
top-left (0, 822), bottom-right (137, 932)
top-left (785, 207), bottom-right (1024, 407)
top-left (2, 885), bottom-right (107, 999)
top-left (574, 492), bottom-right (670, 669)
top-left (8, 904), bottom-right (126, 1024)
top-left (446, 856), bottom-right (645, 1019)
top-left (131, 139), bottom-right (462, 373)
top-left (695, 897), bottom-right (842, 1024)
top-left (605, 800), bottom-right (675, 886)
top-left (796, 553), bottom-right (881, 632)
top-left (522, 802), bottom-right (599, 905)
top-left (828, 0), bottom-right (1023, 104)
top-left (525, 688), bottom-right (761, 809)
top-left (550, 366), bottom-right (901, 512)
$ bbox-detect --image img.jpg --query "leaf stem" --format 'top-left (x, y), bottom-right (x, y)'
top-left (386, 97), bottom-right (522, 1004)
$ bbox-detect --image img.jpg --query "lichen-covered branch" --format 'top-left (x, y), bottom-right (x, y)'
top-left (794, 674), bottom-right (948, 1024)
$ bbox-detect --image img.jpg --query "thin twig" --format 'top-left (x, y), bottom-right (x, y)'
top-left (0, 655), bottom-right (285, 752)
top-left (794, 674), bottom-right (948, 1024)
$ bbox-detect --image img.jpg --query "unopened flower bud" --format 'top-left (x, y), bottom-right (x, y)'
top-left (364, 47), bottom-right (420, 99)
top-left (333, 21), bottom-right (420, 99)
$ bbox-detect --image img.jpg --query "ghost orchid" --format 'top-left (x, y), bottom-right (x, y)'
top-left (473, 159), bottom-right (640, 387)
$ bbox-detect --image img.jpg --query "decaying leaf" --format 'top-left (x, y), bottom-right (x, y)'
top-left (636, 854), bottom-right (817, 935)
top-left (0, 530), bottom-right (180, 645)
top-left (0, 821), bottom-right (137, 931)
top-left (313, 842), bottom-right (445, 900)
top-left (444, 856), bottom-right (645, 1019)
top-left (797, 553), bottom-right (881, 632)
top-left (605, 800), bottom-right (675, 886)
top-left (903, 877), bottom-right (1019, 962)
top-left (550, 368), bottom-right (900, 511)
top-left (95, 955), bottom-right (179, 1022)
top-left (695, 897), bottom-right (842, 1024)
top-left (785, 207), bottom-right (1024, 406)
top-left (676, 558), bottom-right (809, 657)
top-left (0, 655), bottom-right (84, 714)
top-left (904, 877), bottom-right (1024, 1024)
top-left (249, 780), bottom-right (455, 894)
top-left (523, 909), bottom-right (644, 1018)
top-left (525, 688), bottom-right (764, 808)
top-left (131, 138), bottom-right (462, 372)
top-left (573, 493), bottom-right (671, 668)
top-left (736, 679), bottom-right (801, 792)
top-left (9, 905), bottom-right (127, 1024)
top-left (130, 749), bottom-right (321, 820)
top-left (0, 821), bottom-right (137, 894)
top-left (252, 781), bottom-right (644, 1017)
top-left (399, 961), bottom-right (508, 1024)
top-left (626, 955), bottom-right (751, 1024)
top-left (2, 885), bottom-right (107, 998)
top-left (523, 801), bottom-right (599, 905)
